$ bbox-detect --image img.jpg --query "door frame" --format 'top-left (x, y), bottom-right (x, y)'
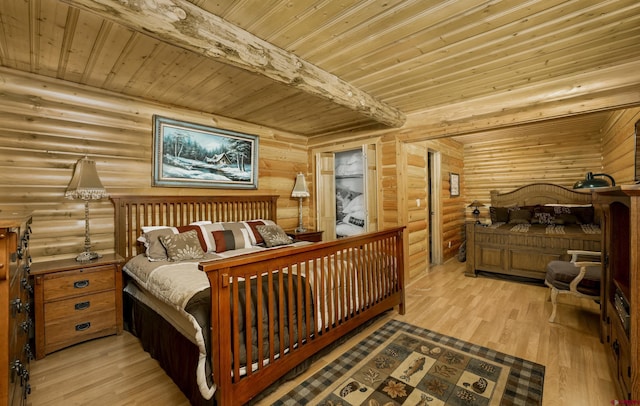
top-left (429, 150), bottom-right (443, 265)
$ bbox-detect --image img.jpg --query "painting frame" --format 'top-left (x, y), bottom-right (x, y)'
top-left (450, 172), bottom-right (460, 197)
top-left (152, 115), bottom-right (258, 189)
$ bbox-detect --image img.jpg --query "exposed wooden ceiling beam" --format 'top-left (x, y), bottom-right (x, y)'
top-left (60, 0), bottom-right (406, 128)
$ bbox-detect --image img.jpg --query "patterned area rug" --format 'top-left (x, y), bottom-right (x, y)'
top-left (273, 320), bottom-right (544, 405)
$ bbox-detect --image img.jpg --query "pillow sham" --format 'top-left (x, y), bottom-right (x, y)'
top-left (211, 228), bottom-right (252, 253)
top-left (176, 225), bottom-right (208, 252)
top-left (256, 224), bottom-right (293, 248)
top-left (159, 230), bottom-right (205, 261)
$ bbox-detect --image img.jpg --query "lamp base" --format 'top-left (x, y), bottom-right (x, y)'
top-left (295, 226), bottom-right (307, 233)
top-left (76, 251), bottom-right (102, 262)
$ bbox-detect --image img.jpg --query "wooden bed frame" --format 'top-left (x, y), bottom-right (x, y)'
top-left (465, 183), bottom-right (602, 280)
top-left (111, 194), bottom-right (405, 406)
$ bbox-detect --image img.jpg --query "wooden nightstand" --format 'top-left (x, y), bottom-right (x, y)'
top-left (286, 229), bottom-right (324, 242)
top-left (30, 253), bottom-right (124, 359)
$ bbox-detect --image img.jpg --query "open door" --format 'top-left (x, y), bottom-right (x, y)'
top-left (429, 150), bottom-right (443, 265)
top-left (316, 152), bottom-right (336, 240)
top-left (315, 144), bottom-right (378, 240)
top-left (365, 144), bottom-right (378, 233)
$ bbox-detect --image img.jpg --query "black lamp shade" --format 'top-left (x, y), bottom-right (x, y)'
top-left (573, 172), bottom-right (616, 189)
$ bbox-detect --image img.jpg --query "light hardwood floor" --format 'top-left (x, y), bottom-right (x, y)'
top-left (27, 260), bottom-right (618, 405)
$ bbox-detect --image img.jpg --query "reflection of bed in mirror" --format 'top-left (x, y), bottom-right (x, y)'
top-left (335, 149), bottom-right (365, 237)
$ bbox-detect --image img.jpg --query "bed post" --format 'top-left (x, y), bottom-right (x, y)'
top-left (396, 227), bottom-right (406, 315)
top-left (208, 267), bottom-right (232, 406)
top-left (111, 197), bottom-right (127, 260)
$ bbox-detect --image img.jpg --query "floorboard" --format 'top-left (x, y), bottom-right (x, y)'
top-left (27, 260), bottom-right (618, 405)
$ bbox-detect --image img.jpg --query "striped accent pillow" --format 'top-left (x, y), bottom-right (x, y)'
top-left (211, 228), bottom-right (252, 253)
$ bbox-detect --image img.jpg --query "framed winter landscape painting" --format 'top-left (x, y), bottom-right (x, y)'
top-left (152, 115), bottom-right (258, 189)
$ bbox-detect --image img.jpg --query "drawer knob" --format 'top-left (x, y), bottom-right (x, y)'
top-left (75, 322), bottom-right (91, 331)
top-left (74, 301), bottom-right (90, 311)
top-left (73, 280), bottom-right (90, 289)
top-left (20, 319), bottom-right (33, 333)
top-left (11, 298), bottom-right (23, 315)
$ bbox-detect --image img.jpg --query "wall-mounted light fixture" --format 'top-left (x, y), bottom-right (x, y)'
top-left (573, 172), bottom-right (616, 189)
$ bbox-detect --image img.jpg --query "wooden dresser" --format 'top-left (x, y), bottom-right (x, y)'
top-left (30, 254), bottom-right (124, 359)
top-left (595, 185), bottom-right (640, 401)
top-left (0, 214), bottom-right (33, 406)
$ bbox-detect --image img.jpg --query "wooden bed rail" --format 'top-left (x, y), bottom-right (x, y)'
top-left (200, 226), bottom-right (405, 405)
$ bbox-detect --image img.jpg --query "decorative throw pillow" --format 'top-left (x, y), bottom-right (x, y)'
top-left (489, 206), bottom-right (509, 223)
top-left (508, 207), bottom-right (532, 224)
top-left (211, 228), bottom-right (252, 253)
top-left (532, 206), bottom-right (556, 225)
top-left (176, 225), bottom-right (208, 252)
top-left (256, 224), bottom-right (293, 248)
top-left (554, 213), bottom-right (580, 225)
top-left (571, 206), bottom-right (595, 224)
top-left (141, 227), bottom-right (177, 261)
top-left (159, 230), bottom-right (205, 261)
top-left (197, 222), bottom-right (225, 252)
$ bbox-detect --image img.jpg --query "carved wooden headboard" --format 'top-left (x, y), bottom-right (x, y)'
top-left (490, 183), bottom-right (594, 207)
top-left (110, 195), bottom-right (278, 260)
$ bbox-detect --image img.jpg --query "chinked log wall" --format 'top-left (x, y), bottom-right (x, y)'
top-left (0, 68), bottom-right (310, 262)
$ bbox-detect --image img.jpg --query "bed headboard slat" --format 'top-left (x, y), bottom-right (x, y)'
top-left (110, 195), bottom-right (279, 260)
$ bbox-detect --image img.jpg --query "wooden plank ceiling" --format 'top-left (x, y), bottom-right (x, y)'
top-left (1, 0), bottom-right (639, 137)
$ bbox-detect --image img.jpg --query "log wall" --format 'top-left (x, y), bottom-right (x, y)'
top-left (2, 65), bottom-right (638, 275)
top-left (0, 68), bottom-right (309, 262)
top-left (396, 136), bottom-right (465, 278)
top-left (463, 120), bottom-right (605, 213)
top-left (601, 107), bottom-right (640, 184)
top-left (463, 108), bottom-right (640, 223)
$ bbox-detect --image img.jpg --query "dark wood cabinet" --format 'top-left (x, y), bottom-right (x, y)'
top-left (30, 254), bottom-right (124, 359)
top-left (595, 185), bottom-right (640, 400)
top-left (1, 214), bottom-right (33, 406)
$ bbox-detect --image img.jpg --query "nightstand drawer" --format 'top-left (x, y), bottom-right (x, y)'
top-left (43, 265), bottom-right (115, 301)
top-left (44, 309), bottom-right (117, 353)
top-left (44, 291), bottom-right (116, 323)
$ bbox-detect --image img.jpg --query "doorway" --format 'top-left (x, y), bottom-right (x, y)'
top-left (429, 150), bottom-right (443, 265)
top-left (315, 144), bottom-right (378, 240)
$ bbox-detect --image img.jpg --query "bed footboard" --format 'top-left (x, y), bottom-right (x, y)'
top-left (200, 227), bottom-right (405, 405)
